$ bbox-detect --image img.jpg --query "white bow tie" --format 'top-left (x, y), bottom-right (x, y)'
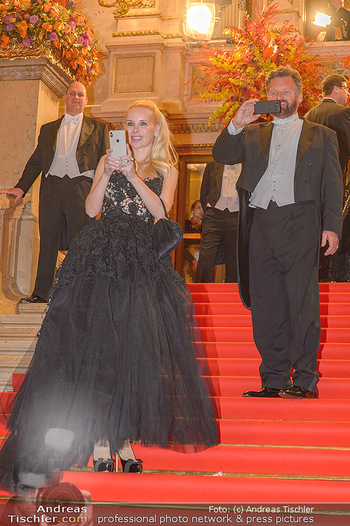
top-left (65, 114), bottom-right (81, 125)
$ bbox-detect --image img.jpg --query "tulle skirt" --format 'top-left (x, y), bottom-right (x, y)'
top-left (0, 211), bottom-right (218, 487)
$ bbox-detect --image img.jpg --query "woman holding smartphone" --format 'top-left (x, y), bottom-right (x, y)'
top-left (0, 100), bottom-right (218, 485)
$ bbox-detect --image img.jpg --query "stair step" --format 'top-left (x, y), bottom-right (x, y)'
top-left (18, 303), bottom-right (47, 315)
top-left (210, 376), bottom-right (350, 398)
top-left (188, 282), bottom-right (350, 293)
top-left (0, 314), bottom-right (45, 325)
top-left (199, 326), bottom-right (350, 343)
top-left (131, 444), bottom-right (350, 477)
top-left (0, 356), bottom-right (32, 371)
top-left (0, 340), bottom-right (36, 352)
top-left (200, 357), bottom-right (350, 377)
top-left (219, 419), bottom-right (350, 448)
top-left (190, 291), bottom-right (350, 303)
top-left (0, 328), bottom-right (39, 338)
top-left (204, 341), bottom-right (350, 359)
top-left (0, 418), bottom-right (348, 449)
top-left (197, 314), bottom-right (350, 328)
top-left (57, 470), bottom-right (350, 503)
top-left (195, 302), bottom-right (350, 316)
top-left (1, 394), bottom-right (348, 423)
top-left (214, 396), bottom-right (350, 421)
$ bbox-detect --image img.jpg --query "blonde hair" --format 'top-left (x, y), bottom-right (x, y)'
top-left (126, 100), bottom-right (178, 178)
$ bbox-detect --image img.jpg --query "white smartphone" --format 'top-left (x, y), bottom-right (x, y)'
top-left (109, 130), bottom-right (127, 159)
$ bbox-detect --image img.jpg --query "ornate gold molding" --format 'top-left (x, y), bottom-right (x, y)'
top-left (177, 143), bottom-right (216, 151)
top-left (161, 33), bottom-right (185, 40)
top-left (114, 10), bottom-right (178, 19)
top-left (277, 8), bottom-right (301, 14)
top-left (98, 0), bottom-right (155, 18)
top-left (121, 10), bottom-right (160, 16)
top-left (112, 30), bottom-right (184, 39)
top-left (112, 29), bottom-right (161, 37)
top-left (171, 122), bottom-right (221, 134)
top-left (0, 56), bottom-right (71, 97)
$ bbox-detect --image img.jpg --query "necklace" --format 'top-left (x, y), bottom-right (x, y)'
top-left (138, 159), bottom-right (151, 170)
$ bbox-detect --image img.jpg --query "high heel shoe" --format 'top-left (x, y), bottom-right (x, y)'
top-left (94, 458), bottom-right (114, 472)
top-left (120, 458), bottom-right (143, 473)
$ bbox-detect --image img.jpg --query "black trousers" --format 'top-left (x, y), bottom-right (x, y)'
top-left (196, 207), bottom-right (238, 283)
top-left (33, 175), bottom-right (93, 300)
top-left (249, 201), bottom-right (320, 391)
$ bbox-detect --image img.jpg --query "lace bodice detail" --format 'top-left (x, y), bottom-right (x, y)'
top-left (101, 171), bottom-right (163, 222)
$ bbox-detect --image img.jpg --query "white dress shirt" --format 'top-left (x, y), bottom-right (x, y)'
top-left (214, 164), bottom-right (241, 212)
top-left (228, 114), bottom-right (303, 209)
top-left (48, 113), bottom-right (94, 179)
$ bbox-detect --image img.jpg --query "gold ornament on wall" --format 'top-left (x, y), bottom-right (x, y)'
top-left (98, 0), bottom-right (155, 18)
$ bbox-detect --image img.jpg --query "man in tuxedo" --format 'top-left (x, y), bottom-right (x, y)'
top-left (0, 82), bottom-right (109, 303)
top-left (305, 73), bottom-right (350, 185)
top-left (196, 160), bottom-right (240, 282)
top-left (213, 66), bottom-right (343, 399)
top-left (305, 74), bottom-right (350, 281)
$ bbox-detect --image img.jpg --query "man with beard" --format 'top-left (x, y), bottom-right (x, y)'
top-left (213, 67), bottom-right (343, 398)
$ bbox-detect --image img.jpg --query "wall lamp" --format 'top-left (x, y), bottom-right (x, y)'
top-left (183, 0), bottom-right (232, 40)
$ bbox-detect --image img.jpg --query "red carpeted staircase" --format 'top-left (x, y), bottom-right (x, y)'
top-left (1, 283), bottom-right (350, 508)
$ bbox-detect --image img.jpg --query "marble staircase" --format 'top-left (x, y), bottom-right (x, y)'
top-left (0, 303), bottom-right (45, 391)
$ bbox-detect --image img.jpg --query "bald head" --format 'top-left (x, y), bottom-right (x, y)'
top-left (64, 82), bottom-right (88, 116)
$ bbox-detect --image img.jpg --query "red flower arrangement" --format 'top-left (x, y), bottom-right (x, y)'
top-left (189, 4), bottom-right (330, 124)
top-left (0, 0), bottom-right (101, 84)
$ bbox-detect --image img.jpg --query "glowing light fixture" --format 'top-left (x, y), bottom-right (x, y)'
top-left (312, 12), bottom-right (332, 27)
top-left (184, 2), bottom-right (216, 40)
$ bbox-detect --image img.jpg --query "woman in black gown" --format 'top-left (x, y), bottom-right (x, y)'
top-left (0, 100), bottom-right (218, 486)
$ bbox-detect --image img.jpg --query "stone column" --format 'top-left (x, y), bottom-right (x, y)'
top-left (0, 57), bottom-right (71, 306)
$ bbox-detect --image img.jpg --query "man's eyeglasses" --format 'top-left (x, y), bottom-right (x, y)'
top-left (341, 84), bottom-right (349, 92)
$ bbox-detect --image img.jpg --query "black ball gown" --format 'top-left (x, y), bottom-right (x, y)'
top-left (0, 171), bottom-right (218, 487)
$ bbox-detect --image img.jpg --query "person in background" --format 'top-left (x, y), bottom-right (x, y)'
top-left (305, 73), bottom-right (350, 281)
top-left (0, 82), bottom-right (109, 304)
top-left (195, 160), bottom-right (240, 283)
top-left (185, 199), bottom-right (203, 233)
top-left (184, 200), bottom-right (203, 282)
top-left (0, 455), bottom-right (51, 524)
top-left (305, 74), bottom-right (350, 186)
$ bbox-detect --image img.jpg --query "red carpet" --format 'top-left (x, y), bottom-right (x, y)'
top-left (1, 282), bottom-right (350, 509)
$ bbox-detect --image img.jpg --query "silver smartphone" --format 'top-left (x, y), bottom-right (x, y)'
top-left (109, 130), bottom-right (127, 158)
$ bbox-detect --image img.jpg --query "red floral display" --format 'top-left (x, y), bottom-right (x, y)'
top-left (0, 0), bottom-right (101, 84)
top-left (189, 4), bottom-right (330, 124)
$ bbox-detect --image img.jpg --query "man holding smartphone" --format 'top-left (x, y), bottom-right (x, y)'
top-left (213, 66), bottom-right (343, 398)
top-left (0, 82), bottom-right (109, 303)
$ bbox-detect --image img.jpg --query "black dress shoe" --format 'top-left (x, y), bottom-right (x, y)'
top-left (242, 387), bottom-right (282, 398)
top-left (279, 385), bottom-right (319, 399)
top-left (19, 294), bottom-right (47, 304)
